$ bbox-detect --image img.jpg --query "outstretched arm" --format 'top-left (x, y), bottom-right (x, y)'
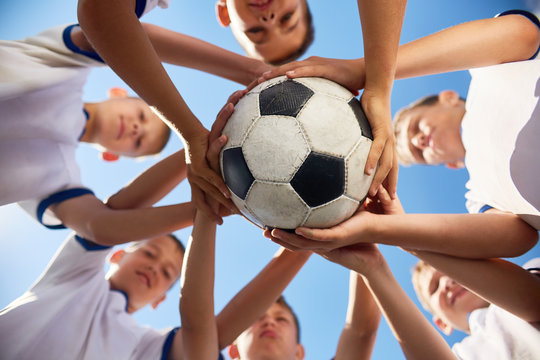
top-left (77, 0), bottom-right (234, 221)
top-left (334, 271), bottom-right (381, 360)
top-left (179, 209), bottom-right (219, 360)
top-left (268, 194), bottom-right (538, 259)
top-left (409, 250), bottom-right (540, 323)
top-left (106, 149), bottom-right (187, 209)
top-left (215, 247), bottom-right (311, 349)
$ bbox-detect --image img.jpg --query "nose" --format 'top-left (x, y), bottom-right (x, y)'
top-left (260, 314), bottom-right (276, 327)
top-left (260, 11), bottom-right (276, 24)
top-left (440, 276), bottom-right (457, 291)
top-left (411, 131), bottom-right (429, 150)
top-left (130, 121), bottom-right (141, 137)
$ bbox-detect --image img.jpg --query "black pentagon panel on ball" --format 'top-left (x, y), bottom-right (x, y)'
top-left (222, 147), bottom-right (255, 200)
top-left (259, 80), bottom-right (314, 117)
top-left (291, 152), bottom-right (345, 208)
top-left (348, 98), bottom-right (373, 140)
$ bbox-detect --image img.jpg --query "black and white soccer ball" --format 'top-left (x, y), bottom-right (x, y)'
top-left (220, 76), bottom-right (375, 230)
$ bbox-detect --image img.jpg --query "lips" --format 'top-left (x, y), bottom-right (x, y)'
top-left (248, 0), bottom-right (273, 11)
top-left (260, 329), bottom-right (278, 339)
top-left (449, 286), bottom-right (467, 305)
top-left (136, 271), bottom-right (151, 288)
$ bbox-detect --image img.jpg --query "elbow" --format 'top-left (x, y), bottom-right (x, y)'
top-left (507, 15), bottom-right (540, 60)
top-left (511, 219), bottom-right (539, 257)
top-left (85, 215), bottom-right (123, 247)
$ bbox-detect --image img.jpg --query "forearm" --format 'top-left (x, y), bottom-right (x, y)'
top-left (411, 250), bottom-right (540, 322)
top-left (215, 248), bottom-right (311, 349)
top-left (363, 261), bottom-right (456, 360)
top-left (180, 211), bottom-right (219, 360)
top-left (106, 150), bottom-right (187, 209)
top-left (367, 212), bottom-right (537, 258)
top-left (334, 272), bottom-right (381, 360)
top-left (357, 0), bottom-right (406, 96)
top-left (143, 23), bottom-right (271, 86)
top-left (77, 0), bottom-right (205, 140)
top-left (395, 15), bottom-right (540, 80)
top-left (61, 202), bottom-right (195, 246)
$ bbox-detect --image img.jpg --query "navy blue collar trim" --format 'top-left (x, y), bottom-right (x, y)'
top-left (75, 234), bottom-right (111, 251)
top-left (497, 10), bottom-right (540, 59)
top-left (478, 204), bottom-right (494, 213)
top-left (110, 289), bottom-right (130, 312)
top-left (37, 188), bottom-right (95, 229)
top-left (79, 108), bottom-right (89, 140)
top-left (160, 327), bottom-right (180, 360)
top-left (62, 24), bottom-right (104, 63)
top-left (135, 0), bottom-right (147, 18)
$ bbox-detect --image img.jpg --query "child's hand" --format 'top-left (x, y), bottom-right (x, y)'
top-left (360, 91), bottom-right (398, 199)
top-left (258, 56), bottom-right (364, 96)
top-left (186, 90), bottom-right (246, 222)
top-left (364, 186), bottom-right (404, 216)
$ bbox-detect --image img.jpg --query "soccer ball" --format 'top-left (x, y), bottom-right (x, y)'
top-left (220, 76), bottom-right (374, 230)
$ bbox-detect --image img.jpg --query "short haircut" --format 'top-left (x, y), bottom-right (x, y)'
top-left (411, 260), bottom-right (435, 314)
top-left (393, 94), bottom-right (439, 166)
top-left (125, 233), bottom-right (185, 256)
top-left (276, 295), bottom-right (301, 343)
top-left (268, 1), bottom-right (314, 66)
top-left (153, 124), bottom-right (172, 155)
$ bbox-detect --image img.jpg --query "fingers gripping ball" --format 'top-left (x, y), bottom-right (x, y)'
top-left (220, 76), bottom-right (375, 230)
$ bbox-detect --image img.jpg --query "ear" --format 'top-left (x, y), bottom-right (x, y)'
top-left (438, 90), bottom-right (460, 106)
top-left (445, 160), bottom-right (465, 169)
top-left (215, 0), bottom-right (231, 27)
top-left (101, 151), bottom-right (120, 162)
top-left (151, 294), bottom-right (166, 310)
top-left (295, 343), bottom-right (306, 360)
top-left (433, 315), bottom-right (454, 335)
top-left (228, 344), bottom-right (239, 359)
top-left (108, 87), bottom-right (128, 99)
top-left (109, 249), bottom-right (126, 265)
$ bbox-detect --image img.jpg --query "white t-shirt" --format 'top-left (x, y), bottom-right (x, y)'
top-left (0, 234), bottom-right (177, 360)
top-left (461, 58), bottom-right (540, 229)
top-left (0, 25), bottom-right (103, 227)
top-left (452, 258), bottom-right (540, 360)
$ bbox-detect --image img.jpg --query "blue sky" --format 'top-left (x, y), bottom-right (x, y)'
top-left (1, 1), bottom-right (540, 359)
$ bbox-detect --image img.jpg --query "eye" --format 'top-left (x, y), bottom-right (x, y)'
top-left (247, 27), bottom-right (264, 34)
top-left (136, 137), bottom-right (142, 149)
top-left (163, 269), bottom-right (171, 280)
top-left (277, 316), bottom-right (288, 322)
top-left (280, 12), bottom-right (293, 24)
top-left (139, 110), bottom-right (145, 122)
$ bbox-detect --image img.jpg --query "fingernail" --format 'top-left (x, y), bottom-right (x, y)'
top-left (286, 70), bottom-right (295, 76)
top-left (366, 167), bottom-right (373, 175)
top-left (262, 71), bottom-right (271, 77)
top-left (223, 191), bottom-right (230, 199)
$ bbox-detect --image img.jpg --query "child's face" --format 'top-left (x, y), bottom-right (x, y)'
top-left (108, 236), bottom-right (183, 313)
top-left (217, 0), bottom-right (309, 63)
top-left (92, 98), bottom-right (168, 157)
top-left (398, 102), bottom-right (465, 166)
top-left (417, 266), bottom-right (489, 334)
top-left (232, 302), bottom-right (303, 359)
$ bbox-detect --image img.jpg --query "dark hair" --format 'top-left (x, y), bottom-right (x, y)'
top-left (276, 295), bottom-right (301, 343)
top-left (268, 1), bottom-right (314, 66)
top-left (153, 125), bottom-right (172, 155)
top-left (166, 233), bottom-right (185, 255)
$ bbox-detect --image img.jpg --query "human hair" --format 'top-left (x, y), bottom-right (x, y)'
top-left (276, 295), bottom-right (301, 343)
top-left (267, 1), bottom-right (314, 66)
top-left (124, 233), bottom-right (185, 256)
top-left (393, 94), bottom-right (439, 166)
top-left (411, 260), bottom-right (435, 314)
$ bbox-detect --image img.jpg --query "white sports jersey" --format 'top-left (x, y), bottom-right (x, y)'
top-left (0, 25), bottom-right (103, 226)
top-left (452, 258), bottom-right (540, 360)
top-left (462, 59), bottom-right (540, 229)
top-left (0, 234), bottom-right (176, 360)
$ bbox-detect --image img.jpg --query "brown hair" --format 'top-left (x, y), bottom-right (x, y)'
top-left (411, 260), bottom-right (435, 314)
top-left (276, 295), bottom-right (301, 343)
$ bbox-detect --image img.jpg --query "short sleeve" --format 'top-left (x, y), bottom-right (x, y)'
top-left (496, 10), bottom-right (540, 59)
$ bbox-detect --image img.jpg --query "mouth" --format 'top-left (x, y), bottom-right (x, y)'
top-left (449, 287), bottom-right (467, 305)
top-left (117, 116), bottom-right (125, 140)
top-left (260, 329), bottom-right (278, 339)
top-left (136, 271), bottom-right (151, 288)
top-left (249, 0), bottom-right (273, 11)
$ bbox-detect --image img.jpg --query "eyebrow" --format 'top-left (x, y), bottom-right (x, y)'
top-left (251, 17), bottom-right (300, 45)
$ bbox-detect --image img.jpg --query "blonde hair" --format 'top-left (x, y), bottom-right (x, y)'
top-left (393, 95), bottom-right (439, 166)
top-left (411, 260), bottom-right (435, 314)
